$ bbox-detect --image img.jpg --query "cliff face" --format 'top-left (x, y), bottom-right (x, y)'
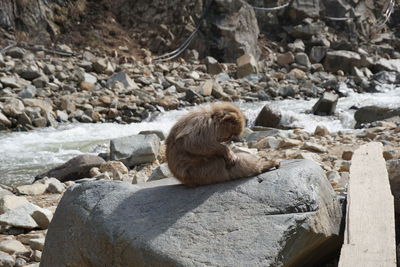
top-left (0, 0), bottom-right (201, 53)
top-left (0, 0), bottom-right (86, 44)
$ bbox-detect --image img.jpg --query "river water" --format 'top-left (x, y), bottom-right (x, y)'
top-left (1, 87), bottom-right (400, 187)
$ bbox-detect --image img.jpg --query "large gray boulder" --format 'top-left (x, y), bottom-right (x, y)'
top-left (323, 50), bottom-right (363, 73)
top-left (374, 59), bottom-right (400, 73)
top-left (41, 160), bottom-right (342, 267)
top-left (35, 155), bottom-right (105, 182)
top-left (312, 92), bottom-right (339, 116)
top-left (387, 159), bottom-right (400, 213)
top-left (110, 134), bottom-right (160, 167)
top-left (201, 0), bottom-right (260, 62)
top-left (254, 104), bottom-right (282, 128)
top-left (354, 106), bottom-right (400, 128)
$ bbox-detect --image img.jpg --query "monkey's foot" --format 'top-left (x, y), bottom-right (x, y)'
top-left (260, 159), bottom-right (280, 172)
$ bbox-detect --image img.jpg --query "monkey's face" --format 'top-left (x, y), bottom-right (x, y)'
top-left (217, 111), bottom-right (245, 142)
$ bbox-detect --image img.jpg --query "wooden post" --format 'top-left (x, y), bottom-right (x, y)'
top-left (339, 142), bottom-right (396, 267)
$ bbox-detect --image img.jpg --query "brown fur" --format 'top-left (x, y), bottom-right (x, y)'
top-left (166, 102), bottom-right (278, 186)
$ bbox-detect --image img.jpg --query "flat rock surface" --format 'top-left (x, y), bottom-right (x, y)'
top-left (41, 160), bottom-right (342, 267)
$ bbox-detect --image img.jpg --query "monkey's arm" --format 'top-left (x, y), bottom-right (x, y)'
top-left (182, 138), bottom-right (235, 165)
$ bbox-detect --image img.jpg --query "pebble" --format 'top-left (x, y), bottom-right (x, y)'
top-left (0, 250), bottom-right (15, 267)
top-left (342, 151), bottom-right (353, 161)
top-left (0, 240), bottom-right (29, 254)
top-left (0, 195), bottom-right (29, 214)
top-left (302, 142), bottom-right (328, 153)
top-left (28, 238), bottom-right (45, 251)
top-left (16, 184), bottom-right (47, 196)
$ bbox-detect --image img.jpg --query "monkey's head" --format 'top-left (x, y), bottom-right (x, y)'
top-left (211, 103), bottom-right (245, 142)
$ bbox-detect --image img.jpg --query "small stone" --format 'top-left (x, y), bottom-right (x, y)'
top-left (33, 250), bottom-right (42, 262)
top-left (93, 58), bottom-right (108, 73)
top-left (0, 77), bottom-right (19, 88)
top-left (17, 232), bottom-right (45, 245)
top-left (18, 65), bottom-right (41, 80)
top-left (19, 85), bottom-right (37, 99)
top-left (28, 238), bottom-right (45, 251)
top-left (46, 178), bottom-right (66, 194)
top-left (288, 68), bottom-right (306, 80)
top-left (338, 160), bottom-right (351, 172)
top-left (211, 81), bottom-right (230, 100)
top-left (148, 163), bottom-right (173, 181)
top-left (0, 240), bottom-right (29, 254)
top-left (99, 161), bottom-right (129, 175)
top-left (0, 112), bottom-right (12, 128)
top-left (312, 92), bottom-right (339, 116)
top-left (188, 71), bottom-right (200, 80)
top-left (31, 208), bottom-right (53, 229)
top-left (288, 39), bottom-right (305, 52)
top-left (236, 54), bottom-right (258, 78)
top-left (277, 52), bottom-right (295, 66)
top-left (60, 98), bottom-right (76, 113)
top-left (296, 152), bottom-right (323, 165)
top-left (22, 99), bottom-right (53, 114)
top-left (106, 72), bottom-right (138, 89)
top-left (110, 134), bottom-right (160, 167)
top-left (43, 64), bottom-right (55, 75)
top-left (80, 81), bottom-right (95, 91)
top-left (197, 80), bottom-right (213, 96)
top-left (295, 52), bottom-right (311, 69)
top-left (314, 125), bottom-right (330, 136)
top-left (375, 121), bottom-right (397, 128)
top-left (17, 112), bottom-right (32, 126)
top-left (342, 151), bottom-right (353, 161)
top-left (0, 250), bottom-right (15, 266)
top-left (95, 172), bottom-right (111, 180)
top-left (16, 184), bottom-right (47, 196)
top-left (64, 181), bottom-right (75, 187)
top-left (2, 98), bottom-right (25, 117)
top-left (280, 138), bottom-right (303, 148)
top-left (5, 47), bottom-right (25, 58)
top-left (14, 258), bottom-right (27, 267)
top-left (303, 142), bottom-right (328, 153)
top-left (132, 173), bottom-right (148, 184)
top-left (138, 130), bottom-right (165, 141)
top-left (32, 117), bottom-right (47, 128)
top-left (205, 57), bottom-right (225, 75)
top-left (0, 195), bottom-right (29, 214)
top-left (89, 167), bottom-right (101, 178)
top-left (265, 136), bottom-right (281, 149)
top-left (383, 150), bottom-right (395, 160)
top-left (254, 105), bottom-right (281, 128)
top-left (56, 110), bottom-right (69, 122)
top-left (324, 50), bottom-right (363, 73)
top-left (327, 171), bottom-right (341, 184)
top-left (309, 46), bottom-right (327, 63)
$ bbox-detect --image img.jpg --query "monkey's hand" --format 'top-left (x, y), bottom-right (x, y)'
top-left (225, 151), bottom-right (237, 169)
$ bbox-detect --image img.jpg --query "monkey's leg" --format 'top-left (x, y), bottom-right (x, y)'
top-left (184, 158), bottom-right (232, 186)
top-left (227, 153), bottom-right (276, 180)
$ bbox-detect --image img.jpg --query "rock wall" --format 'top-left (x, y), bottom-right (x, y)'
top-left (0, 0), bottom-right (86, 45)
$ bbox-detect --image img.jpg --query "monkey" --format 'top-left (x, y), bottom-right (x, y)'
top-left (165, 102), bottom-right (278, 186)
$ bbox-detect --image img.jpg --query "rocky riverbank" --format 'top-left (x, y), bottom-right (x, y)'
top-left (0, 108), bottom-right (399, 265)
top-left (1, 40), bottom-right (400, 133)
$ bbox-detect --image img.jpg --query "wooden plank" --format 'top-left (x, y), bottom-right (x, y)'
top-left (339, 142), bottom-right (396, 267)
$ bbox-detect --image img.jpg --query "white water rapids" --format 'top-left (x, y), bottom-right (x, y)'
top-left (1, 87), bottom-right (400, 186)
